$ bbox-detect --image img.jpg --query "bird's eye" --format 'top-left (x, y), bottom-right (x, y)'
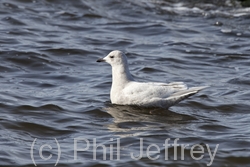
top-left (110, 56), bottom-right (114, 58)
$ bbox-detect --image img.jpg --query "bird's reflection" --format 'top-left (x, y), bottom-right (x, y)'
top-left (103, 102), bottom-right (197, 136)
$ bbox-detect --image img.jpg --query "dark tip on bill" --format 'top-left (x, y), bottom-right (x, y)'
top-left (96, 58), bottom-right (105, 62)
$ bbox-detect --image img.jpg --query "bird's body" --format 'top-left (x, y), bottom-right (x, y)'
top-left (97, 50), bottom-right (207, 109)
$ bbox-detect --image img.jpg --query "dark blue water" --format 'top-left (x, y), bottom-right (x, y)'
top-left (0, 0), bottom-right (250, 166)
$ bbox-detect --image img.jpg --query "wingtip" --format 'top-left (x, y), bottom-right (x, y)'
top-left (195, 86), bottom-right (209, 91)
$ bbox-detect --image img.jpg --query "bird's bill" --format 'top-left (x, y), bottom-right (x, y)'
top-left (96, 58), bottom-right (105, 62)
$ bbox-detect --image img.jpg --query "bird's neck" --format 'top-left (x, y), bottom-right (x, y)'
top-left (111, 65), bottom-right (134, 88)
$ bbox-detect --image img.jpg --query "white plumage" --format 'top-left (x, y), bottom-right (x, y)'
top-left (97, 50), bottom-right (207, 109)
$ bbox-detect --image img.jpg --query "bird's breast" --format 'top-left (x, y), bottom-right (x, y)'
top-left (110, 86), bottom-right (124, 104)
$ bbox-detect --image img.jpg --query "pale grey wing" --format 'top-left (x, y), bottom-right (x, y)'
top-left (122, 82), bottom-right (208, 108)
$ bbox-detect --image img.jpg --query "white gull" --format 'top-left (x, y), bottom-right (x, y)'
top-left (97, 50), bottom-right (207, 109)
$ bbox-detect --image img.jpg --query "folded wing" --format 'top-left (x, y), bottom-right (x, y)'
top-left (122, 81), bottom-right (207, 108)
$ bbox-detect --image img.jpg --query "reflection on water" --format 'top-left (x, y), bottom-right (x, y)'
top-left (104, 103), bottom-right (197, 134)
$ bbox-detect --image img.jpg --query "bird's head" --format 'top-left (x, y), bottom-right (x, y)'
top-left (97, 50), bottom-right (128, 67)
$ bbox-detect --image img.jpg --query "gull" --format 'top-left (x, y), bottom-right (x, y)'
top-left (97, 50), bottom-right (207, 109)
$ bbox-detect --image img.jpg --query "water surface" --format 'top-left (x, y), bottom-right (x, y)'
top-left (0, 0), bottom-right (250, 166)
